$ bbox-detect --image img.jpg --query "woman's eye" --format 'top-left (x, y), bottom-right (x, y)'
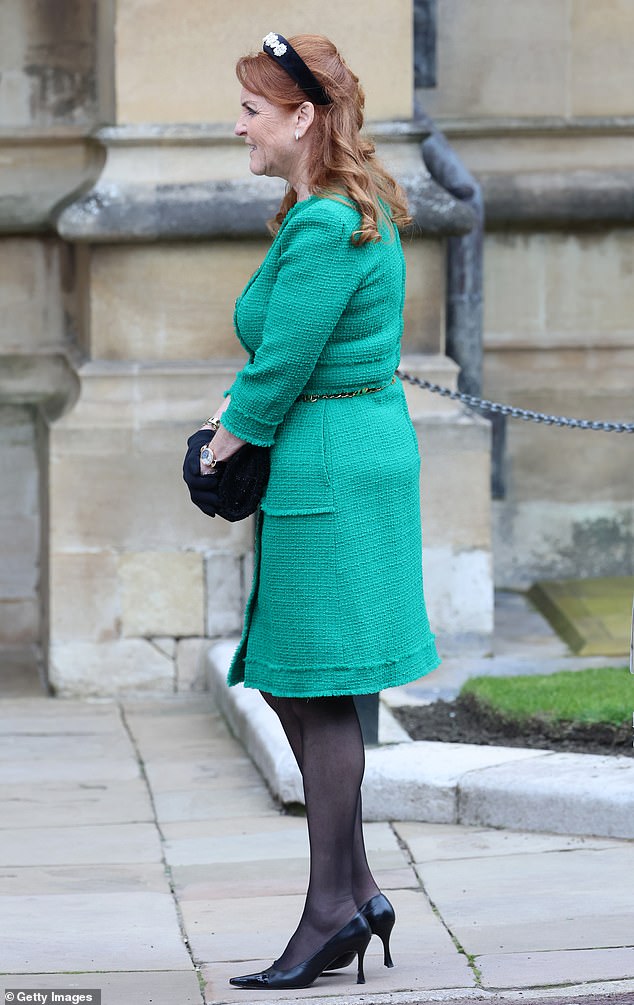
top-left (246, 107), bottom-right (257, 117)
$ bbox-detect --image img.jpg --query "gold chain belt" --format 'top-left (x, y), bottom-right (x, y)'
top-left (298, 375), bottom-right (395, 403)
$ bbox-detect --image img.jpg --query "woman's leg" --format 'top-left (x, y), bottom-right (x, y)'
top-left (261, 691), bottom-right (303, 766)
top-left (261, 693), bottom-right (380, 908)
top-left (259, 694), bottom-right (365, 970)
top-left (351, 794), bottom-right (381, 906)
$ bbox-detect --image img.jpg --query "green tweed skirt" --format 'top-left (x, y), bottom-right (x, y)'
top-left (227, 379), bottom-right (440, 697)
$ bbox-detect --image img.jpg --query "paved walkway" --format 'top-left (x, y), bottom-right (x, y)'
top-left (1, 693), bottom-right (633, 1005)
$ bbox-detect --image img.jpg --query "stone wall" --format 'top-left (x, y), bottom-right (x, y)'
top-left (0, 235), bottom-right (77, 686)
top-left (0, 405), bottom-right (40, 650)
top-left (0, 0), bottom-right (106, 685)
top-left (417, 0), bottom-right (634, 587)
top-left (0, 0), bottom-right (104, 127)
top-left (484, 230), bottom-right (634, 586)
top-left (115, 0), bottom-right (412, 124)
top-left (420, 0), bottom-right (634, 121)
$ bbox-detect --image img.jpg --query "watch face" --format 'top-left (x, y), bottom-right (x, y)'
top-left (200, 446), bottom-right (215, 467)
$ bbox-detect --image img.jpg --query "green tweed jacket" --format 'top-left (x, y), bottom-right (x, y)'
top-left (223, 194), bottom-right (439, 697)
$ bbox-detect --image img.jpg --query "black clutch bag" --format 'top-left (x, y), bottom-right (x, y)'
top-left (183, 429), bottom-right (270, 522)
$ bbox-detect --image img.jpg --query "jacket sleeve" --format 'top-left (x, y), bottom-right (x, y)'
top-left (220, 206), bottom-right (365, 446)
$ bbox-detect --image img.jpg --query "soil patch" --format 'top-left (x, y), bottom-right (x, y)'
top-left (393, 692), bottom-right (633, 757)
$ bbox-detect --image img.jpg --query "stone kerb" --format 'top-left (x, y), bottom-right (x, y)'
top-left (208, 640), bottom-right (634, 840)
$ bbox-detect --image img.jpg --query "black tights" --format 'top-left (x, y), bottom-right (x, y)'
top-left (261, 692), bottom-right (380, 970)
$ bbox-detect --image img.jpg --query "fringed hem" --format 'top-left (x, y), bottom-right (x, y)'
top-left (231, 639), bottom-right (441, 697)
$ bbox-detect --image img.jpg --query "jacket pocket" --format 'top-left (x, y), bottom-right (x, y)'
top-left (260, 402), bottom-right (335, 516)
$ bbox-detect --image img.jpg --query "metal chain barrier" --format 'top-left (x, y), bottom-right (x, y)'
top-left (396, 370), bottom-right (634, 434)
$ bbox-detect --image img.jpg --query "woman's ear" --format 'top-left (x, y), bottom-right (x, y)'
top-left (296, 101), bottom-right (315, 135)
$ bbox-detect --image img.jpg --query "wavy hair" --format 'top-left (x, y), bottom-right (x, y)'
top-left (236, 34), bottom-right (411, 244)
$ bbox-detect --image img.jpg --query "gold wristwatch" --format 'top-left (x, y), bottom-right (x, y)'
top-left (200, 444), bottom-right (217, 469)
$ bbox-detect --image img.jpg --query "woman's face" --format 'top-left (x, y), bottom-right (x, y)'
top-left (234, 87), bottom-right (299, 182)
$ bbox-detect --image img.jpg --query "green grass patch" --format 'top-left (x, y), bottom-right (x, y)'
top-left (460, 666), bottom-right (632, 727)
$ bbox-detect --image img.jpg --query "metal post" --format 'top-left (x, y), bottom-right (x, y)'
top-left (420, 126), bottom-right (484, 397)
top-left (419, 124), bottom-right (507, 496)
top-left (353, 693), bottom-right (379, 746)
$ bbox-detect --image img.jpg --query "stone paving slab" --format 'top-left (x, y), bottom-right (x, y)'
top-left (0, 971), bottom-right (202, 1005)
top-left (155, 783), bottom-right (280, 824)
top-left (163, 820), bottom-right (308, 868)
top-left (143, 754), bottom-right (260, 793)
top-left (0, 863), bottom-right (171, 896)
top-left (0, 821), bottom-right (162, 867)
top-left (394, 821), bottom-right (624, 862)
top-left (0, 731), bottom-right (135, 761)
top-left (0, 698), bottom-right (122, 725)
top-left (0, 778), bottom-right (153, 828)
top-left (417, 845), bottom-right (634, 955)
top-left (478, 946), bottom-right (634, 990)
top-left (123, 708), bottom-right (226, 741)
top-left (2, 891), bottom-right (191, 972)
top-left (131, 734), bottom-right (250, 763)
top-left (163, 812), bottom-right (305, 841)
top-left (122, 696), bottom-right (218, 717)
top-left (0, 756), bottom-right (140, 784)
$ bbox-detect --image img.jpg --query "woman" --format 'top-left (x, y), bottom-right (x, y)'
top-left (196, 32), bottom-right (440, 990)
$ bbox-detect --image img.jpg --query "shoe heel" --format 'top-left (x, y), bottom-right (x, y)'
top-left (362, 893), bottom-right (396, 969)
top-left (356, 943), bottom-right (367, 985)
top-left (381, 934), bottom-right (394, 969)
top-left (375, 916), bottom-right (395, 968)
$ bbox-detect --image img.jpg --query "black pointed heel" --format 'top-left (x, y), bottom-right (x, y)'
top-left (362, 892), bottom-right (395, 968)
top-left (325, 891), bottom-right (396, 971)
top-left (229, 911), bottom-right (371, 990)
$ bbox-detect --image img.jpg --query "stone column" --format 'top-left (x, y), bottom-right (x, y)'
top-left (0, 0), bottom-right (107, 690)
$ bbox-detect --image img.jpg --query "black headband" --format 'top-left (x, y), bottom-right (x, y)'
top-left (262, 32), bottom-right (332, 105)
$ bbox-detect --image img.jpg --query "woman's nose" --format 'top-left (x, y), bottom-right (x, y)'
top-left (235, 118), bottom-right (246, 136)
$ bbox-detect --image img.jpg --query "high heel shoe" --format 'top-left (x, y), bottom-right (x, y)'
top-left (325, 892), bottom-right (396, 971)
top-left (229, 911), bottom-right (371, 990)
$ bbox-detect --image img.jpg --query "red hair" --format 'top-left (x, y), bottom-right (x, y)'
top-left (236, 34), bottom-right (411, 244)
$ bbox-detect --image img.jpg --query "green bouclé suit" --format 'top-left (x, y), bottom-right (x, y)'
top-left (222, 194), bottom-right (440, 697)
